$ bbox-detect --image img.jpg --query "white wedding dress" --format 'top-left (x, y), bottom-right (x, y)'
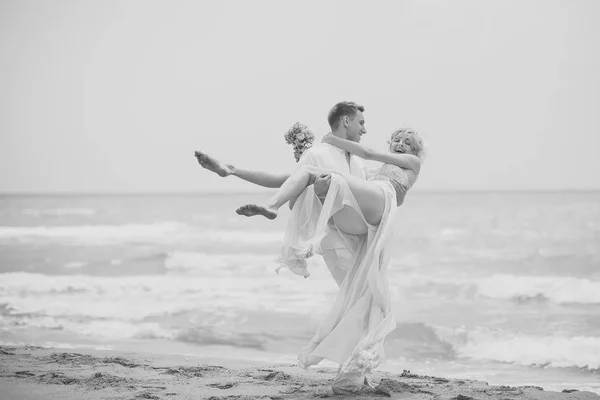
top-left (277, 173), bottom-right (398, 393)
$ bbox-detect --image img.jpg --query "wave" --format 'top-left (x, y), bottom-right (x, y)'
top-left (387, 272), bottom-right (600, 305)
top-left (366, 321), bottom-right (600, 372)
top-left (15, 316), bottom-right (177, 341)
top-left (474, 274), bottom-right (600, 305)
top-left (384, 322), bottom-right (456, 360)
top-left (175, 326), bottom-right (269, 350)
top-left (164, 251), bottom-right (282, 276)
top-left (2, 271), bottom-right (598, 370)
top-left (435, 325), bottom-right (600, 371)
top-left (3, 314), bottom-right (276, 350)
top-left (0, 271), bottom-right (336, 321)
top-left (0, 222), bottom-right (283, 246)
top-left (63, 261), bottom-right (87, 269)
top-left (22, 208), bottom-right (98, 217)
top-left (0, 272), bottom-right (240, 320)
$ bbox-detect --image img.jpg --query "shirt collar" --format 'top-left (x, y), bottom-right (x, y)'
top-left (323, 143), bottom-right (350, 156)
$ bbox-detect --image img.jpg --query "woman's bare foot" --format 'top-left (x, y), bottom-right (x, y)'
top-left (236, 204), bottom-right (278, 220)
top-left (194, 150), bottom-right (233, 177)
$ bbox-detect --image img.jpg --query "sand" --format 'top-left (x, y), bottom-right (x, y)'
top-left (0, 345), bottom-right (598, 400)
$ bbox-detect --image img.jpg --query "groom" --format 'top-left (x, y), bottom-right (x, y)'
top-left (195, 102), bottom-right (386, 394)
top-left (195, 101), bottom-right (368, 286)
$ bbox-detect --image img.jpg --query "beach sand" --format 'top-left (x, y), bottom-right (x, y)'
top-left (0, 345), bottom-right (598, 400)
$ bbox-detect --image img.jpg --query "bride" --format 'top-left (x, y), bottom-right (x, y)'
top-left (236, 128), bottom-right (423, 225)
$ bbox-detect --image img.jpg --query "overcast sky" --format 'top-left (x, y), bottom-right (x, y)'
top-left (1, 0), bottom-right (599, 193)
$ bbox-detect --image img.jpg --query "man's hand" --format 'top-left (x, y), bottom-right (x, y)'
top-left (314, 173), bottom-right (331, 199)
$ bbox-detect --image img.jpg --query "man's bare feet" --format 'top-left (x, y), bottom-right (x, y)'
top-left (194, 150), bottom-right (233, 177)
top-left (236, 204), bottom-right (278, 220)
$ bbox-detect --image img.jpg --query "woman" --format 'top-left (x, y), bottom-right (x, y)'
top-left (236, 127), bottom-right (424, 226)
top-left (262, 127), bottom-right (425, 395)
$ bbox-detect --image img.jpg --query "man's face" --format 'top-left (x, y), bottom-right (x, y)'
top-left (344, 111), bottom-right (366, 142)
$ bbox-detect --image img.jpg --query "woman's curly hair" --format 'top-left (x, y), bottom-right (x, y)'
top-left (388, 127), bottom-right (427, 160)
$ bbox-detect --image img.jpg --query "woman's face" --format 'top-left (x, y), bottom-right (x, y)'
top-left (389, 134), bottom-right (417, 156)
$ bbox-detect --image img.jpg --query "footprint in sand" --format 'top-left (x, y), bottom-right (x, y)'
top-left (134, 392), bottom-right (160, 400)
top-left (208, 382), bottom-right (237, 389)
top-left (37, 372), bottom-right (80, 385)
top-left (14, 371), bottom-right (36, 377)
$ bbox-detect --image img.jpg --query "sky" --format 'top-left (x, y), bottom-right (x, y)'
top-left (1, 0), bottom-right (599, 193)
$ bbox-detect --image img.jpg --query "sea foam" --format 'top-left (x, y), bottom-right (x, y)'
top-left (0, 272), bottom-right (337, 321)
top-left (435, 325), bottom-right (600, 371)
top-left (0, 223), bottom-right (283, 246)
top-left (475, 274), bottom-right (600, 304)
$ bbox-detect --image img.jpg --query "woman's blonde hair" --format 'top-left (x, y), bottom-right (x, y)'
top-left (388, 127), bottom-right (427, 159)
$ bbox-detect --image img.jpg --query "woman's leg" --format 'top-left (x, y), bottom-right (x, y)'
top-left (195, 150), bottom-right (290, 188)
top-left (236, 165), bottom-right (329, 219)
top-left (194, 150), bottom-right (234, 177)
top-left (333, 175), bottom-right (386, 226)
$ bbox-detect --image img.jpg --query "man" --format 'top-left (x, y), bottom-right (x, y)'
top-left (195, 102), bottom-right (389, 395)
top-left (195, 102), bottom-right (367, 284)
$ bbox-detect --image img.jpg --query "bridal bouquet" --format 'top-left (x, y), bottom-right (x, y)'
top-left (284, 122), bottom-right (315, 162)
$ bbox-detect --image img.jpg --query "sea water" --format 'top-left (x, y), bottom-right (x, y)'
top-left (0, 192), bottom-right (598, 393)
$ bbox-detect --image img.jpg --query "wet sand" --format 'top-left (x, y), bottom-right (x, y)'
top-left (0, 345), bottom-right (598, 400)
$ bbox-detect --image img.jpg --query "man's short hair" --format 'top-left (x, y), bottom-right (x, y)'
top-left (327, 101), bottom-right (365, 130)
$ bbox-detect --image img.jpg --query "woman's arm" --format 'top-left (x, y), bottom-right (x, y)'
top-left (322, 134), bottom-right (420, 174)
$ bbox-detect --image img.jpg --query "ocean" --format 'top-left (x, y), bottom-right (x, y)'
top-left (0, 192), bottom-right (598, 393)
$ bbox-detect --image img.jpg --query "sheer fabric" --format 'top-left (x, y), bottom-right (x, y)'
top-left (278, 174), bottom-right (397, 393)
top-left (371, 164), bottom-right (418, 206)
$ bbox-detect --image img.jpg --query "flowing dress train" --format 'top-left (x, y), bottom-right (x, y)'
top-left (277, 173), bottom-right (398, 393)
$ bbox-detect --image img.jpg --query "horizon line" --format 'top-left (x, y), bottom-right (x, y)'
top-left (1, 188), bottom-right (599, 196)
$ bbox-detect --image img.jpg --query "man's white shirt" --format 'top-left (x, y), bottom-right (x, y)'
top-left (297, 143), bottom-right (367, 179)
top-left (294, 143), bottom-right (367, 285)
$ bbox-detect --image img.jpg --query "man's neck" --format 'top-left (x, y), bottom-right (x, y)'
top-left (331, 129), bottom-right (348, 140)
top-left (330, 130), bottom-right (352, 162)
